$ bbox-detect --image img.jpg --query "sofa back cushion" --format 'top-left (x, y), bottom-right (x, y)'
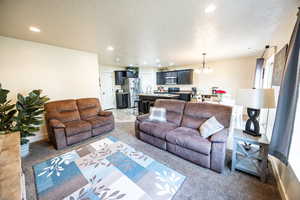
top-left (45, 99), bottom-right (81, 123)
top-left (154, 99), bottom-right (186, 126)
top-left (181, 103), bottom-right (232, 129)
top-left (77, 98), bottom-right (101, 120)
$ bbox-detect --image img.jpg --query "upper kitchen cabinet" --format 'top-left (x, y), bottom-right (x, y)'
top-left (177, 69), bottom-right (193, 84)
top-left (156, 69), bottom-right (193, 85)
top-left (115, 71), bottom-right (127, 85)
top-left (115, 69), bottom-right (139, 85)
top-left (156, 72), bottom-right (165, 85)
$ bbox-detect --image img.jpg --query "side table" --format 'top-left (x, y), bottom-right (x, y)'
top-left (231, 129), bottom-right (269, 182)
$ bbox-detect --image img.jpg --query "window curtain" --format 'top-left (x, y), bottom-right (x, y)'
top-left (269, 11), bottom-right (300, 164)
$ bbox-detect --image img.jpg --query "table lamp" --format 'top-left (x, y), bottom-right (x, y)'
top-left (236, 88), bottom-right (275, 137)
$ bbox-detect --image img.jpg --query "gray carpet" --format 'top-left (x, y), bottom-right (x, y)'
top-left (22, 122), bottom-right (281, 200)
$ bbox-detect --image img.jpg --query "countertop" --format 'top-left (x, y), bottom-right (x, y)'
top-left (153, 90), bottom-right (192, 94)
top-left (138, 93), bottom-right (180, 98)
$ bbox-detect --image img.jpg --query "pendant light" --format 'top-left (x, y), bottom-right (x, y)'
top-left (196, 53), bottom-right (213, 73)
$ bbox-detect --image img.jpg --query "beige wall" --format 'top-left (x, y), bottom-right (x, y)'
top-left (164, 56), bottom-right (256, 99)
top-left (0, 36), bottom-right (100, 142)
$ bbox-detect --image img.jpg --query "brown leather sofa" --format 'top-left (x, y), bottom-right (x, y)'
top-left (45, 98), bottom-right (114, 149)
top-left (135, 99), bottom-right (232, 173)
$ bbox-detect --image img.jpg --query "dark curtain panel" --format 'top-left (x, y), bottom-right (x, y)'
top-left (269, 11), bottom-right (300, 164)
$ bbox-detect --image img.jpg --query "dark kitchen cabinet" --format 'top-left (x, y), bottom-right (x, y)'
top-left (179, 93), bottom-right (191, 101)
top-left (177, 69), bottom-right (193, 84)
top-left (156, 69), bottom-right (193, 85)
top-left (114, 71), bottom-right (127, 85)
top-left (115, 70), bottom-right (139, 85)
top-left (116, 92), bottom-right (129, 109)
top-left (156, 72), bottom-right (166, 85)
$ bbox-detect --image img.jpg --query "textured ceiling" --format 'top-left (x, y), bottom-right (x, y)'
top-left (0, 0), bottom-right (298, 67)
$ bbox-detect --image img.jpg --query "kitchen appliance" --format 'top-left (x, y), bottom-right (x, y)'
top-left (122, 78), bottom-right (141, 108)
top-left (164, 71), bottom-right (177, 84)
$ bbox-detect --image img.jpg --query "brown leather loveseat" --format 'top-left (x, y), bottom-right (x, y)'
top-left (45, 98), bottom-right (114, 149)
top-left (135, 99), bottom-right (232, 173)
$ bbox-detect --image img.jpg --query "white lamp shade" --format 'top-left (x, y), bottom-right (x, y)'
top-left (236, 88), bottom-right (276, 109)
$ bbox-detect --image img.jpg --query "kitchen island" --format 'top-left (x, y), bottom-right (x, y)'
top-left (138, 93), bottom-right (180, 114)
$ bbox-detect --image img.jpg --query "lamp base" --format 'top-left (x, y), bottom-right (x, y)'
top-left (244, 108), bottom-right (261, 137)
top-left (243, 130), bottom-right (261, 137)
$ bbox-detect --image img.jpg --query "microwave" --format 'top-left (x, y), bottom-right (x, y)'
top-left (165, 76), bottom-right (177, 84)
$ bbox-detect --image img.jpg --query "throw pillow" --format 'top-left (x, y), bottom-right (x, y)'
top-left (199, 116), bottom-right (224, 138)
top-left (149, 107), bottom-right (167, 122)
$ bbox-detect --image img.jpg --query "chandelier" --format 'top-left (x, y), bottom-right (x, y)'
top-left (196, 53), bottom-right (213, 73)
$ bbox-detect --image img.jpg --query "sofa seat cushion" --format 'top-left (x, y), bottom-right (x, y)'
top-left (166, 127), bottom-right (211, 155)
top-left (139, 121), bottom-right (177, 140)
top-left (65, 120), bottom-right (92, 136)
top-left (85, 115), bottom-right (113, 128)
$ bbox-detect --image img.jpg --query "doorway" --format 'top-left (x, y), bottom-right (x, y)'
top-left (100, 72), bottom-right (114, 110)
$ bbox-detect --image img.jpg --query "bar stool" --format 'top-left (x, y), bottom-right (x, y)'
top-left (142, 101), bottom-right (150, 114)
top-left (134, 100), bottom-right (140, 115)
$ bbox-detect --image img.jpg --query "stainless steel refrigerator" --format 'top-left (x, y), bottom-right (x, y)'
top-left (122, 78), bottom-right (141, 108)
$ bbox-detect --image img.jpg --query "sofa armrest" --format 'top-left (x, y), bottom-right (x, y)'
top-left (98, 111), bottom-right (113, 116)
top-left (49, 119), bottom-right (65, 128)
top-left (136, 114), bottom-right (150, 122)
top-left (210, 128), bottom-right (229, 143)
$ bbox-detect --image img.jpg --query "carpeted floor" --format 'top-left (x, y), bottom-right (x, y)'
top-left (22, 122), bottom-right (281, 200)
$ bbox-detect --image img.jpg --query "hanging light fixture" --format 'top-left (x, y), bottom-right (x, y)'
top-left (196, 53), bottom-right (213, 73)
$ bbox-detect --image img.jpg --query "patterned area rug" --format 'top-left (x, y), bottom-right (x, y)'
top-left (33, 136), bottom-right (186, 200)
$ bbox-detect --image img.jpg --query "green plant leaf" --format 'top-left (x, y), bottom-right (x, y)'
top-left (15, 89), bottom-right (49, 144)
top-left (17, 93), bottom-right (25, 104)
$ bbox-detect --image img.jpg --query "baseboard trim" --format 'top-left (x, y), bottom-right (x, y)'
top-left (269, 157), bottom-right (289, 200)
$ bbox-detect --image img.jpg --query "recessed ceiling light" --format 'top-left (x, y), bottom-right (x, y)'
top-left (129, 64), bottom-right (133, 67)
top-left (155, 58), bottom-right (160, 63)
top-left (29, 26), bottom-right (41, 33)
top-left (205, 4), bottom-right (216, 13)
top-left (143, 61), bottom-right (147, 65)
top-left (115, 57), bottom-right (120, 63)
top-left (107, 46), bottom-right (114, 51)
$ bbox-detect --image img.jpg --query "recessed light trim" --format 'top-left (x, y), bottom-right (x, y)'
top-left (205, 4), bottom-right (216, 13)
top-left (107, 46), bottom-right (114, 51)
top-left (29, 26), bottom-right (41, 33)
top-left (155, 58), bottom-right (160, 63)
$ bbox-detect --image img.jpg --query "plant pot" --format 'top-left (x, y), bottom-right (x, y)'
top-left (21, 143), bottom-right (30, 157)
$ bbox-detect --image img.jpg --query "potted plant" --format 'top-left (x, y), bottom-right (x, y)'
top-left (0, 84), bottom-right (17, 134)
top-left (215, 90), bottom-right (227, 102)
top-left (15, 90), bottom-right (49, 157)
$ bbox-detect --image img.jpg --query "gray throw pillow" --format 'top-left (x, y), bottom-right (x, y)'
top-left (149, 107), bottom-right (167, 122)
top-left (199, 116), bottom-right (224, 138)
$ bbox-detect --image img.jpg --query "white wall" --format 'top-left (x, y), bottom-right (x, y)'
top-left (164, 56), bottom-right (256, 99)
top-left (0, 36), bottom-right (100, 142)
top-left (98, 64), bottom-right (125, 109)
